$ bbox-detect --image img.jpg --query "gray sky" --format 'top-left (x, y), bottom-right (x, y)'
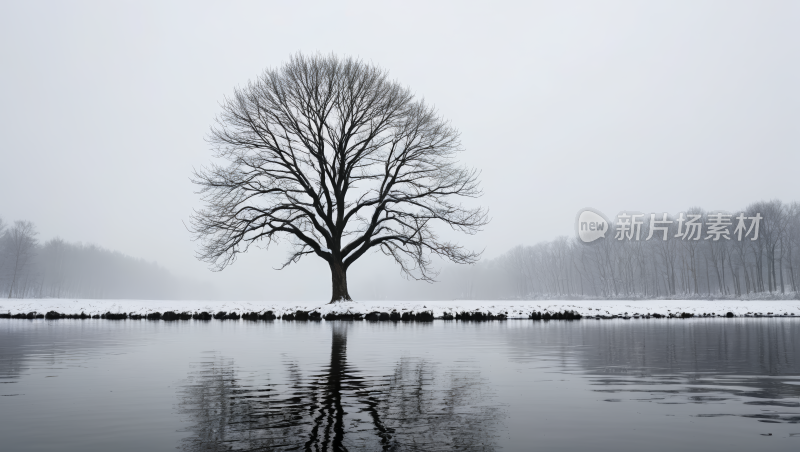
top-left (1, 1), bottom-right (798, 300)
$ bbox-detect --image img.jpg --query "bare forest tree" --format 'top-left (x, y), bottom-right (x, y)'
top-left (469, 199), bottom-right (800, 301)
top-left (0, 217), bottom-right (216, 300)
top-left (2, 220), bottom-right (38, 298)
top-left (190, 54), bottom-right (488, 302)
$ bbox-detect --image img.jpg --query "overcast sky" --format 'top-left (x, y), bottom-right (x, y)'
top-left (1, 1), bottom-right (798, 300)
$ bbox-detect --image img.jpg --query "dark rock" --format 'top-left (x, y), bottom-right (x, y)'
top-left (379, 312), bottom-right (390, 321)
top-left (442, 313), bottom-right (454, 320)
top-left (45, 311), bottom-right (62, 319)
top-left (324, 312), bottom-right (362, 321)
top-left (193, 311), bottom-right (212, 320)
top-left (104, 312), bottom-right (127, 320)
top-left (146, 312), bottom-right (162, 320)
top-left (91, 314), bottom-right (100, 319)
top-left (0, 312), bottom-right (10, 319)
top-left (680, 312), bottom-right (694, 319)
top-left (726, 312), bottom-right (734, 318)
top-left (389, 311), bottom-right (401, 321)
top-left (162, 311), bottom-right (179, 321)
top-left (129, 313), bottom-right (143, 320)
top-left (243, 311), bottom-right (276, 321)
top-left (260, 311), bottom-right (276, 320)
top-left (309, 311), bottom-right (321, 320)
top-left (160, 311), bottom-right (190, 320)
top-left (401, 312), bottom-right (415, 321)
top-left (457, 311), bottom-right (506, 321)
top-left (416, 311), bottom-right (434, 322)
top-left (214, 311), bottom-right (228, 320)
top-left (294, 310), bottom-right (310, 321)
top-left (559, 310), bottom-right (582, 320)
top-left (365, 312), bottom-right (381, 321)
top-left (532, 311), bottom-right (580, 320)
top-left (281, 312), bottom-right (295, 321)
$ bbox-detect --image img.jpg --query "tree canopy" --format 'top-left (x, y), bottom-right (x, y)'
top-left (190, 53), bottom-right (487, 302)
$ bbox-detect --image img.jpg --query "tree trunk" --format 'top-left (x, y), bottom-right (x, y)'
top-left (329, 260), bottom-right (352, 303)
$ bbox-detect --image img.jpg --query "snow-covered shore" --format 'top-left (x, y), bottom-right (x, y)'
top-left (1, 298), bottom-right (799, 319)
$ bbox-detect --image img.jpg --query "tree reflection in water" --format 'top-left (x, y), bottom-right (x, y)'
top-left (176, 326), bottom-right (503, 451)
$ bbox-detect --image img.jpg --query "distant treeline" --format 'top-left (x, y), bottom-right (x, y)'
top-left (435, 199), bottom-right (800, 300)
top-left (0, 218), bottom-right (215, 300)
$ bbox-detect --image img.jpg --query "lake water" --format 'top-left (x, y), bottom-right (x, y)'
top-left (1, 318), bottom-right (798, 451)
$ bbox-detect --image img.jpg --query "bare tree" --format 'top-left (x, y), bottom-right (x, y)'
top-left (752, 200), bottom-right (790, 293)
top-left (3, 220), bottom-right (39, 298)
top-left (190, 54), bottom-right (488, 302)
top-left (788, 202), bottom-right (800, 293)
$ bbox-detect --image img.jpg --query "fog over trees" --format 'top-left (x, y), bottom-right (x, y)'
top-left (0, 217), bottom-right (214, 300)
top-left (431, 199), bottom-right (800, 301)
top-left (3, 198), bottom-right (798, 302)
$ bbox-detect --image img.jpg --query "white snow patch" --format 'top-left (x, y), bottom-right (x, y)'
top-left (0, 298), bottom-right (798, 318)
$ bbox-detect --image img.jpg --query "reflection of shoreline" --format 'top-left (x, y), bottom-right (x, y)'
top-left (176, 325), bottom-right (504, 451)
top-left (508, 320), bottom-right (800, 426)
top-left (506, 319), bottom-right (800, 377)
top-left (0, 322), bottom-right (143, 389)
top-left (578, 320), bottom-right (800, 378)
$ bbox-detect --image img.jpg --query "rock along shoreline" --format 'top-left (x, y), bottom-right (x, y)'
top-left (1, 308), bottom-right (798, 322)
top-left (1, 299), bottom-right (799, 322)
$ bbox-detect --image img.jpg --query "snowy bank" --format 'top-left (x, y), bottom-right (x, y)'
top-left (1, 298), bottom-right (799, 319)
